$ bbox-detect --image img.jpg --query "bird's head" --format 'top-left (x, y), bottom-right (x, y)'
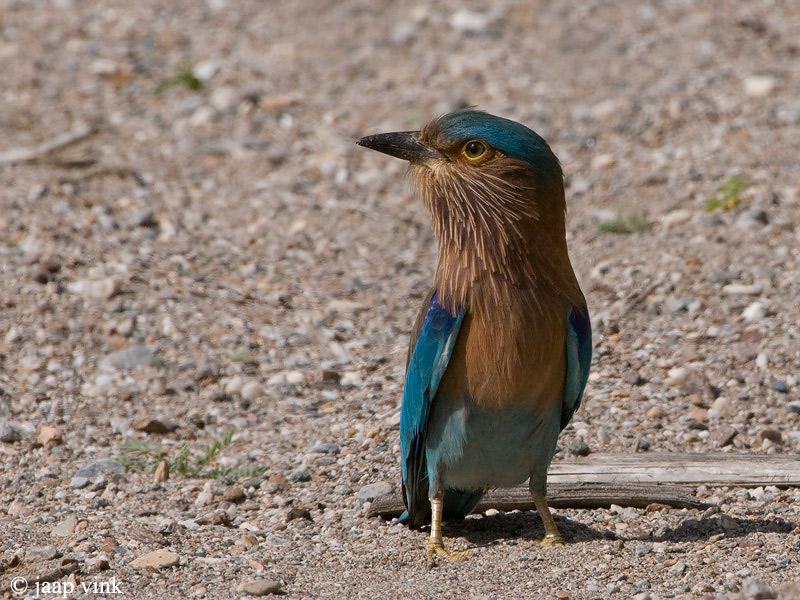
top-left (357, 109), bottom-right (572, 310)
top-left (356, 108), bottom-right (563, 205)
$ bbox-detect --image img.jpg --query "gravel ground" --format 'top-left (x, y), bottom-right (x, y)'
top-left (1, 1), bottom-right (799, 599)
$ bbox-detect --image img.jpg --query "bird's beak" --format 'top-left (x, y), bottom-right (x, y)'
top-left (356, 131), bottom-right (440, 163)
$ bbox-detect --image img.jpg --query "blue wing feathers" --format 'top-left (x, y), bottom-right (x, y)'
top-left (400, 298), bottom-right (590, 526)
top-left (400, 292), bottom-right (465, 526)
top-left (562, 304), bottom-right (592, 430)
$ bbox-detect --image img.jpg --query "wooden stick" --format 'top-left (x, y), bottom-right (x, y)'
top-left (547, 452), bottom-right (800, 487)
top-left (368, 482), bottom-right (708, 519)
top-left (0, 122), bottom-right (96, 165)
top-left (367, 453), bottom-right (800, 519)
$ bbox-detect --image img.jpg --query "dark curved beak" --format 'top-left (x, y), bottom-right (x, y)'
top-left (356, 131), bottom-right (440, 163)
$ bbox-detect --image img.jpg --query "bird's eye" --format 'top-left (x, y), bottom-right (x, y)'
top-left (462, 140), bottom-right (488, 160)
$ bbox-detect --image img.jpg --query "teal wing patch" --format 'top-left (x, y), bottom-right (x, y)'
top-left (399, 293), bottom-right (465, 526)
top-left (562, 304), bottom-right (592, 430)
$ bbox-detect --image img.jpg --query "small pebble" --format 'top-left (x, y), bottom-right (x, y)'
top-left (133, 209), bottom-right (158, 228)
top-left (285, 371), bottom-right (305, 385)
top-left (710, 425), bottom-right (738, 448)
top-left (741, 577), bottom-right (777, 599)
top-left (760, 428), bottom-right (782, 443)
top-left (664, 367), bottom-right (688, 386)
top-left (645, 406), bottom-right (663, 419)
top-left (0, 421), bottom-right (21, 443)
top-left (236, 579), bottom-right (282, 596)
top-left (721, 283), bottom-right (762, 296)
top-left (25, 545), bottom-right (60, 562)
top-left (133, 417), bottom-right (174, 434)
top-left (100, 345), bottom-right (156, 370)
top-left (241, 380), bottom-right (264, 401)
top-left (225, 376), bottom-right (244, 396)
top-left (222, 486), bottom-right (246, 503)
top-left (742, 302), bottom-right (766, 322)
top-left (669, 560), bottom-right (686, 574)
top-left (743, 74), bottom-right (777, 97)
top-left (355, 481), bottom-right (393, 501)
top-left (131, 548), bottom-right (179, 569)
top-left (449, 9), bottom-right (489, 33)
top-left (153, 460), bottom-right (169, 483)
top-left (288, 470), bottom-right (311, 483)
top-left (286, 507), bottom-right (312, 522)
top-left (719, 513), bottom-right (740, 534)
top-left (312, 442), bottom-right (340, 454)
top-left (661, 209), bottom-right (692, 228)
top-left (51, 515), bottom-right (78, 537)
top-left (769, 380), bottom-right (788, 393)
top-left (70, 459), bottom-right (126, 489)
top-left (591, 153), bottom-right (616, 170)
top-left (567, 440), bottom-right (591, 456)
top-left (268, 473), bottom-right (291, 490)
top-left (709, 396), bottom-right (731, 417)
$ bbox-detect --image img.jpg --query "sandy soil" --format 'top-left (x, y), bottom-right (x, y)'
top-left (1, 1), bottom-right (799, 598)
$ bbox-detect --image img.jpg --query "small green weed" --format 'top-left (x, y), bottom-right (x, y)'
top-left (596, 211), bottom-right (654, 234)
top-left (155, 63), bottom-right (202, 94)
top-left (705, 175), bottom-right (749, 212)
top-left (224, 352), bottom-right (253, 363)
top-left (116, 431), bottom-right (267, 481)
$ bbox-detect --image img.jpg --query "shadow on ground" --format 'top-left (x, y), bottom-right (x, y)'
top-left (436, 510), bottom-right (796, 548)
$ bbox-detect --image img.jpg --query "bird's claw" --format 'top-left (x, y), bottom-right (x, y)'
top-left (537, 533), bottom-right (565, 547)
top-left (426, 540), bottom-right (471, 567)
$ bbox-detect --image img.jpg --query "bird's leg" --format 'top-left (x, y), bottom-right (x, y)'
top-left (426, 495), bottom-right (470, 566)
top-left (532, 491), bottom-right (564, 546)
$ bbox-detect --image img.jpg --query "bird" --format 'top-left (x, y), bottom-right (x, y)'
top-left (356, 109), bottom-right (592, 563)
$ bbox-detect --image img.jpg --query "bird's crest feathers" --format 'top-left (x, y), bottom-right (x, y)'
top-left (423, 109), bottom-right (562, 180)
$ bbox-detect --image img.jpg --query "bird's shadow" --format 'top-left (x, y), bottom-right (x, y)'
top-left (440, 510), bottom-right (796, 548)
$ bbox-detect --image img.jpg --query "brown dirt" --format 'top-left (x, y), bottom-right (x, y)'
top-left (1, 1), bottom-right (799, 599)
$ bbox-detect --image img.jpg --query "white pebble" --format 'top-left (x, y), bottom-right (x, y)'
top-left (285, 371), bottom-right (305, 385)
top-left (664, 367), bottom-right (688, 387)
top-left (95, 373), bottom-right (115, 390)
top-left (4, 327), bottom-right (22, 343)
top-left (721, 283), bottom-right (762, 296)
top-left (195, 491), bottom-right (213, 506)
top-left (340, 371), bottom-right (362, 387)
top-left (266, 372), bottom-right (285, 386)
top-left (224, 376), bottom-right (244, 396)
top-left (210, 86), bottom-right (237, 111)
top-left (591, 153), bottom-right (616, 170)
top-left (742, 302), bottom-right (766, 322)
top-left (708, 396), bottom-right (731, 418)
top-left (660, 209), bottom-right (692, 228)
top-left (756, 352), bottom-right (769, 369)
top-left (744, 74), bottom-right (777, 97)
top-left (449, 9), bottom-right (489, 33)
top-left (193, 59), bottom-right (221, 81)
top-left (240, 380), bottom-right (264, 401)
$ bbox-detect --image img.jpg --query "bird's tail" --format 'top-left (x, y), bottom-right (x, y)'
top-left (443, 488), bottom-right (484, 520)
top-left (400, 477), bottom-right (430, 528)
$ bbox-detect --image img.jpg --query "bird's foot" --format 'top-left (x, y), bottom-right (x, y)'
top-left (537, 532), bottom-right (565, 547)
top-left (426, 539), bottom-right (471, 567)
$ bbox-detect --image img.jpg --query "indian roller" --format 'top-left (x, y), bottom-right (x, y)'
top-left (357, 109), bottom-right (592, 562)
